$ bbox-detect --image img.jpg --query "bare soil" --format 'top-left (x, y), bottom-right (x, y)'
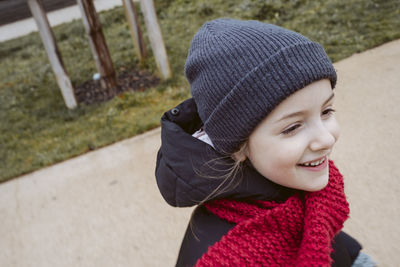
top-left (74, 69), bottom-right (160, 105)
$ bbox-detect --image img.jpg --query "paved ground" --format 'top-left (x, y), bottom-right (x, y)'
top-left (330, 39), bottom-right (400, 266)
top-left (1, 3), bottom-right (399, 266)
top-left (0, 0), bottom-right (122, 42)
top-left (0, 128), bottom-right (191, 267)
top-left (0, 0), bottom-right (76, 26)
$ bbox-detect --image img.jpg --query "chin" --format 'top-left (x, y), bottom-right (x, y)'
top-left (304, 176), bottom-right (329, 192)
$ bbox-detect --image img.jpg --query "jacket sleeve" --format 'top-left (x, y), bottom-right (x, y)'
top-left (331, 231), bottom-right (362, 266)
top-left (176, 206), bottom-right (235, 267)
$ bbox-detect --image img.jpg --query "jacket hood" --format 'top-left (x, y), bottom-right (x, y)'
top-left (155, 98), bottom-right (294, 207)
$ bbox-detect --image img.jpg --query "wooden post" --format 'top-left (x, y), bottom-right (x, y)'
top-left (76, 0), bottom-right (117, 94)
top-left (139, 0), bottom-right (172, 79)
top-left (27, 0), bottom-right (77, 109)
top-left (122, 0), bottom-right (147, 62)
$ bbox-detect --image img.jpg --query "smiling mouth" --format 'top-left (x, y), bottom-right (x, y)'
top-left (297, 156), bottom-right (326, 167)
top-left (297, 157), bottom-right (328, 172)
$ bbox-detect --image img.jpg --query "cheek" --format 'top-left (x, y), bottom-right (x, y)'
top-left (276, 138), bottom-right (308, 169)
top-left (269, 140), bottom-right (304, 165)
top-left (248, 137), bottom-right (305, 176)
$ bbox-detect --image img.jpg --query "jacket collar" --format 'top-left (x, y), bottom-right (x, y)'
top-left (155, 98), bottom-right (294, 207)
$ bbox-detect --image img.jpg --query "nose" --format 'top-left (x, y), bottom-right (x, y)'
top-left (309, 123), bottom-right (336, 152)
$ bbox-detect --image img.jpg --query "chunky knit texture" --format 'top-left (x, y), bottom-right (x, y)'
top-left (195, 161), bottom-right (349, 267)
top-left (185, 18), bottom-right (337, 154)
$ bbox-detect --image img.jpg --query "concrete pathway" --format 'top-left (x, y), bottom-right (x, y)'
top-left (0, 0), bottom-right (123, 42)
top-left (1, 25), bottom-right (399, 267)
top-left (0, 127), bottom-right (192, 267)
top-left (330, 39), bottom-right (400, 266)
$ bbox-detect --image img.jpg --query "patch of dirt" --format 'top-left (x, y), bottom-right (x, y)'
top-left (74, 69), bottom-right (160, 105)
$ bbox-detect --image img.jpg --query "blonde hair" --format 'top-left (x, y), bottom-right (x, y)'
top-left (189, 141), bottom-right (249, 235)
top-left (194, 141), bottom-right (248, 204)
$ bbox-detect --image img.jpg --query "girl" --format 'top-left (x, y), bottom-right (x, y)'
top-left (156, 18), bottom-right (374, 266)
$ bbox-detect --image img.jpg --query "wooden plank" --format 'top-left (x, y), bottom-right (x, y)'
top-left (76, 0), bottom-right (117, 93)
top-left (122, 0), bottom-right (147, 62)
top-left (27, 0), bottom-right (77, 109)
top-left (139, 0), bottom-right (172, 79)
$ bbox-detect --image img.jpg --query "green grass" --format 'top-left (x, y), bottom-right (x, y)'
top-left (1, 0), bottom-right (399, 183)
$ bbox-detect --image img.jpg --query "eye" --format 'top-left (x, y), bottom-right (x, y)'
top-left (322, 108), bottom-right (336, 117)
top-left (281, 124), bottom-right (301, 135)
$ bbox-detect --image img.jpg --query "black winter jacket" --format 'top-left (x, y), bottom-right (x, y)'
top-left (155, 98), bottom-right (362, 267)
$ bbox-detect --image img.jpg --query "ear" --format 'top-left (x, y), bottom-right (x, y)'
top-left (232, 142), bottom-right (248, 162)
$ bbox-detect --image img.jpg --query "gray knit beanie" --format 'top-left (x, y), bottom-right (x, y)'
top-left (185, 18), bottom-right (337, 154)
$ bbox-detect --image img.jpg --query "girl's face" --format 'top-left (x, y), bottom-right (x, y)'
top-left (241, 79), bottom-right (340, 191)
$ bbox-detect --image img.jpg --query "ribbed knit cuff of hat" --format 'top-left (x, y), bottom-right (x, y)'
top-left (205, 42), bottom-right (336, 154)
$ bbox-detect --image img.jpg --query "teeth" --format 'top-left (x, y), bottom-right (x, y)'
top-left (302, 158), bottom-right (324, 167)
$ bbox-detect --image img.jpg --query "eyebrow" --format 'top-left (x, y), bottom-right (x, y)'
top-left (275, 92), bottom-right (335, 123)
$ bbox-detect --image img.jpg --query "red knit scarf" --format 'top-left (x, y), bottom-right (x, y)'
top-left (196, 161), bottom-right (349, 267)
